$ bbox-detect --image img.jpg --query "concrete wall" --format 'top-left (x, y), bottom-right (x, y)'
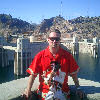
top-left (0, 76), bottom-right (100, 100)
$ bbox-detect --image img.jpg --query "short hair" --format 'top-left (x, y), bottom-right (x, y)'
top-left (47, 29), bottom-right (61, 38)
top-left (50, 29), bottom-right (61, 35)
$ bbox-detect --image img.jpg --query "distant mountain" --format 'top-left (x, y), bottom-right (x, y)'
top-left (34, 15), bottom-right (73, 35)
top-left (69, 16), bottom-right (100, 38)
top-left (0, 14), bottom-right (36, 36)
top-left (0, 14), bottom-right (100, 40)
top-left (35, 15), bottom-right (100, 38)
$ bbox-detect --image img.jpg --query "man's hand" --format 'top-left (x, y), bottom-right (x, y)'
top-left (71, 74), bottom-right (86, 99)
top-left (22, 74), bottom-right (35, 99)
top-left (76, 88), bottom-right (85, 99)
top-left (22, 88), bottom-right (32, 99)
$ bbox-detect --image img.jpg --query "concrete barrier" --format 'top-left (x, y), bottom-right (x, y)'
top-left (0, 76), bottom-right (39, 100)
top-left (0, 76), bottom-right (100, 100)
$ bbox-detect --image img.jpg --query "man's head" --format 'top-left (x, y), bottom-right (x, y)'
top-left (47, 29), bottom-right (61, 48)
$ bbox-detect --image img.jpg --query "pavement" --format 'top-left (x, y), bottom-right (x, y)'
top-left (0, 76), bottom-right (100, 100)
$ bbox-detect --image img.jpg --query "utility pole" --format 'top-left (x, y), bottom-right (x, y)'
top-left (60, 1), bottom-right (63, 16)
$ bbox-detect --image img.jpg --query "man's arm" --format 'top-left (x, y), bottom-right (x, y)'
top-left (71, 73), bottom-right (80, 88)
top-left (71, 73), bottom-right (85, 99)
top-left (23, 74), bottom-right (36, 98)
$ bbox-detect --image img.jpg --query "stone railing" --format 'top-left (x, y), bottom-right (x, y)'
top-left (0, 76), bottom-right (100, 100)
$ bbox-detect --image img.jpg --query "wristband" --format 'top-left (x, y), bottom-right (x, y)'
top-left (76, 86), bottom-right (81, 90)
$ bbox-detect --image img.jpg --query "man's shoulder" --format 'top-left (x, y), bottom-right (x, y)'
top-left (60, 44), bottom-right (71, 53)
top-left (35, 48), bottom-right (47, 57)
top-left (59, 45), bottom-right (74, 59)
top-left (60, 45), bottom-right (71, 55)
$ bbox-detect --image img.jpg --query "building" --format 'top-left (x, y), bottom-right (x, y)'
top-left (62, 37), bottom-right (100, 58)
top-left (14, 37), bottom-right (47, 75)
top-left (0, 36), bottom-right (9, 67)
top-left (61, 36), bottom-right (79, 55)
top-left (1, 35), bottom-right (100, 75)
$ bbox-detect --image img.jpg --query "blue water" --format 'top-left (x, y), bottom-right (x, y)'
top-left (0, 53), bottom-right (100, 84)
top-left (0, 65), bottom-right (27, 84)
top-left (74, 53), bottom-right (100, 83)
top-left (0, 66), bottom-right (14, 83)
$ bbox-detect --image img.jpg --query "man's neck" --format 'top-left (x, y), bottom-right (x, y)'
top-left (49, 46), bottom-right (59, 56)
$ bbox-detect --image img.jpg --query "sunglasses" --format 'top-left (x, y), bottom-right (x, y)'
top-left (49, 37), bottom-right (60, 41)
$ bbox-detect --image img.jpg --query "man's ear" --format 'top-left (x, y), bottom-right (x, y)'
top-left (47, 38), bottom-right (49, 42)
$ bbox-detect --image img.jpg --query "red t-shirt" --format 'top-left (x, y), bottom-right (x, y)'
top-left (27, 46), bottom-right (80, 99)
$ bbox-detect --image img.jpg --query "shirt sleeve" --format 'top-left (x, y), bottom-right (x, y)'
top-left (27, 53), bottom-right (41, 75)
top-left (68, 54), bottom-right (80, 75)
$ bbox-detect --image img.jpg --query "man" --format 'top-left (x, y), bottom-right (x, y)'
top-left (23, 29), bottom-right (84, 100)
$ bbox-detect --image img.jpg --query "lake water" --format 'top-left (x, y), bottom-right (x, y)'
top-left (74, 53), bottom-right (100, 83)
top-left (0, 64), bottom-right (26, 84)
top-left (0, 53), bottom-right (100, 84)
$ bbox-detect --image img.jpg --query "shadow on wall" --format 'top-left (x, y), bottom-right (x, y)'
top-left (70, 85), bottom-right (100, 100)
top-left (70, 85), bottom-right (100, 94)
top-left (11, 85), bottom-right (100, 100)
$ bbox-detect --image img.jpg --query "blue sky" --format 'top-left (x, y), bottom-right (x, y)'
top-left (0, 0), bottom-right (100, 24)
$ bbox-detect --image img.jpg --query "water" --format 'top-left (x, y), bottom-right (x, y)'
top-left (0, 53), bottom-right (100, 84)
top-left (74, 53), bottom-right (100, 83)
top-left (0, 64), bottom-right (27, 84)
top-left (0, 66), bottom-right (14, 84)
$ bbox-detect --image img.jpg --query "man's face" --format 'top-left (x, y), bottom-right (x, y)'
top-left (47, 32), bottom-right (61, 48)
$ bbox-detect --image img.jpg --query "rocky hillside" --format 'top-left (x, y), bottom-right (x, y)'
top-left (69, 16), bottom-right (100, 38)
top-left (0, 14), bottom-right (100, 40)
top-left (34, 15), bottom-right (74, 33)
top-left (34, 15), bottom-right (100, 39)
top-left (0, 14), bottom-right (36, 36)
